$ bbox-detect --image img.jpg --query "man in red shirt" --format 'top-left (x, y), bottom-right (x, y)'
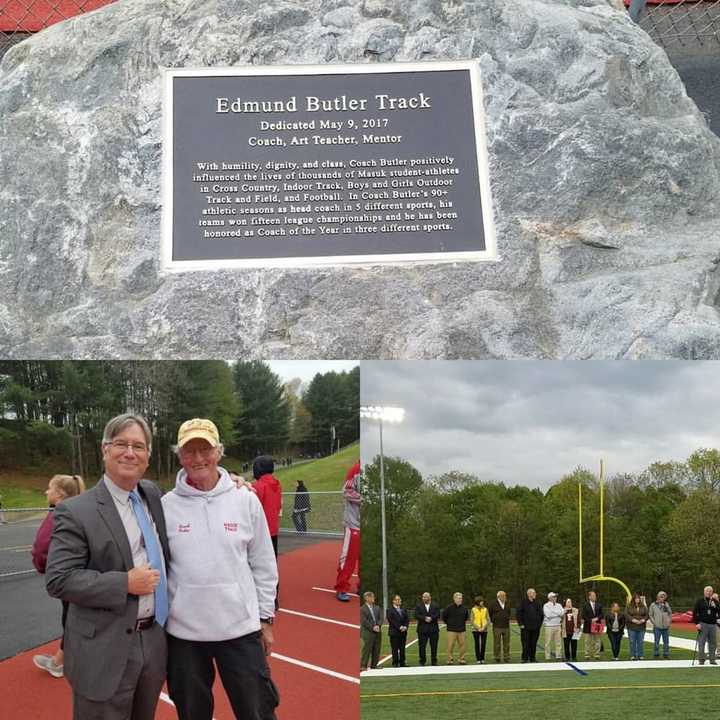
top-left (253, 455), bottom-right (282, 608)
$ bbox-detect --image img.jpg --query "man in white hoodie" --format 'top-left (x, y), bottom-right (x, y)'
top-left (543, 592), bottom-right (564, 660)
top-left (162, 418), bottom-right (279, 720)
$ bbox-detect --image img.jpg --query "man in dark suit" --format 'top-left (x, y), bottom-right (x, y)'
top-left (46, 414), bottom-right (170, 720)
top-left (386, 594), bottom-right (409, 667)
top-left (517, 587), bottom-right (544, 663)
top-left (414, 591), bottom-right (440, 666)
top-left (360, 591), bottom-right (383, 670)
top-left (581, 590), bottom-right (604, 660)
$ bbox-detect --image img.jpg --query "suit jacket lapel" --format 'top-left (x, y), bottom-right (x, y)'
top-left (95, 478), bottom-right (134, 571)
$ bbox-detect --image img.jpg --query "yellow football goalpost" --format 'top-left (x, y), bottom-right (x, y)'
top-left (578, 460), bottom-right (632, 603)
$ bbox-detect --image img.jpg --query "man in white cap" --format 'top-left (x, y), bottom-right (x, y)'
top-left (543, 592), bottom-right (564, 660)
top-left (162, 418), bottom-right (279, 719)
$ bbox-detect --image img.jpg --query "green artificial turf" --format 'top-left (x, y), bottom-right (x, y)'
top-left (361, 668), bottom-right (720, 719)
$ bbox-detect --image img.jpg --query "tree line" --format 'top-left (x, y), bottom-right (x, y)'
top-left (0, 361), bottom-right (359, 482)
top-left (361, 452), bottom-right (720, 612)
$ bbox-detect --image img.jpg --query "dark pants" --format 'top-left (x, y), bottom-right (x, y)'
top-left (389, 633), bottom-right (407, 666)
top-left (521, 627), bottom-right (541, 662)
top-left (418, 631), bottom-right (439, 665)
top-left (167, 632), bottom-right (278, 720)
top-left (270, 535), bottom-right (279, 610)
top-left (291, 511), bottom-right (307, 532)
top-left (563, 636), bottom-right (577, 660)
top-left (73, 622), bottom-right (166, 720)
top-left (608, 631), bottom-right (623, 658)
top-left (472, 631), bottom-right (487, 662)
top-left (60, 600), bottom-right (69, 650)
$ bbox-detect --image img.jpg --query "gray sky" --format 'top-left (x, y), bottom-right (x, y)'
top-left (267, 360), bottom-right (358, 387)
top-left (360, 361), bottom-right (720, 489)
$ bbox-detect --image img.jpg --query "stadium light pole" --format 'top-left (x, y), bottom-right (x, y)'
top-left (360, 405), bottom-right (405, 616)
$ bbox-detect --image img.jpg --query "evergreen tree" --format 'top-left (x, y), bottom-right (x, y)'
top-left (231, 361), bottom-right (290, 458)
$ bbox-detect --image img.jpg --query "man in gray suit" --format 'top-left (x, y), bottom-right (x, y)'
top-left (46, 414), bottom-right (170, 720)
top-left (360, 591), bottom-right (383, 670)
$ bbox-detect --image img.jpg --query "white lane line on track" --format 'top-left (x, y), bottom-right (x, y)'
top-left (278, 607), bottom-right (359, 629)
top-left (312, 586), bottom-right (359, 597)
top-left (0, 569), bottom-right (36, 578)
top-left (159, 692), bottom-right (218, 720)
top-left (271, 652), bottom-right (360, 684)
top-left (0, 545), bottom-right (32, 551)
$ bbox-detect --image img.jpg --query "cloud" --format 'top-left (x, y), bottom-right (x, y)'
top-left (360, 361), bottom-right (720, 489)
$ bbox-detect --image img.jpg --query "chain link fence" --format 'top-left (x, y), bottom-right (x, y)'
top-left (631, 0), bottom-right (720, 49)
top-left (3, 0), bottom-right (719, 56)
top-left (0, 490), bottom-right (344, 580)
top-left (0, 0), bottom-right (115, 57)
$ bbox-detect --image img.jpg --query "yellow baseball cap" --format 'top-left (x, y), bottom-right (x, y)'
top-left (177, 418), bottom-right (220, 448)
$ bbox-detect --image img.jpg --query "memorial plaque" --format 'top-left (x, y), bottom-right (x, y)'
top-left (161, 61), bottom-right (497, 270)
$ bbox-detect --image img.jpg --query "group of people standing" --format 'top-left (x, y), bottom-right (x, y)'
top-left (360, 585), bottom-right (720, 669)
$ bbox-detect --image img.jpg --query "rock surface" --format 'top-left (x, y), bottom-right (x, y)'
top-left (0, 0), bottom-right (719, 359)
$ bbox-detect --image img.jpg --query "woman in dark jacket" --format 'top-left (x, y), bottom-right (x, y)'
top-left (292, 480), bottom-right (311, 532)
top-left (605, 602), bottom-right (627, 659)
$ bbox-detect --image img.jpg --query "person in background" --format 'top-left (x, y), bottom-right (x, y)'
top-left (582, 590), bottom-right (604, 660)
top-left (543, 592), bottom-right (564, 660)
top-left (252, 455), bottom-right (282, 554)
top-left (360, 591), bottom-right (383, 670)
top-left (692, 585), bottom-right (719, 665)
top-left (561, 598), bottom-right (580, 661)
top-left (291, 480), bottom-right (311, 532)
top-left (335, 461), bottom-right (361, 602)
top-left (605, 601), bottom-right (626, 660)
top-left (386, 594), bottom-right (409, 667)
top-left (489, 591), bottom-right (511, 663)
top-left (252, 455), bottom-right (282, 609)
top-left (442, 592), bottom-right (469, 665)
top-left (471, 595), bottom-right (489, 664)
top-left (625, 592), bottom-right (649, 660)
top-left (414, 591), bottom-right (440, 666)
top-left (517, 588), bottom-right (544, 663)
top-left (714, 592), bottom-right (720, 661)
top-left (648, 591), bottom-right (672, 659)
top-left (31, 474), bottom-right (86, 678)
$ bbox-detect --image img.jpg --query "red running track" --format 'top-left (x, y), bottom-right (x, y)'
top-left (0, 540), bottom-right (359, 720)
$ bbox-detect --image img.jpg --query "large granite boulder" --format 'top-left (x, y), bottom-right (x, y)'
top-left (1, 0), bottom-right (719, 358)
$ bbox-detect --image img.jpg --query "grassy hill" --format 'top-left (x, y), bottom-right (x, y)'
top-left (0, 443), bottom-right (360, 508)
top-left (225, 442), bottom-right (359, 493)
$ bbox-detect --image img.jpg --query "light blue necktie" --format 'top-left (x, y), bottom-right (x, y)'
top-left (129, 490), bottom-right (168, 626)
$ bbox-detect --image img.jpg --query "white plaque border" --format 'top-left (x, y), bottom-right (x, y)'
top-left (161, 60), bottom-right (499, 272)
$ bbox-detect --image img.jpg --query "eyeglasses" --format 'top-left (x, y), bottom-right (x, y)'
top-left (108, 440), bottom-right (149, 454)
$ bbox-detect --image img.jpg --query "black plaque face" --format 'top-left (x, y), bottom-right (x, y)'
top-left (162, 62), bottom-right (496, 269)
